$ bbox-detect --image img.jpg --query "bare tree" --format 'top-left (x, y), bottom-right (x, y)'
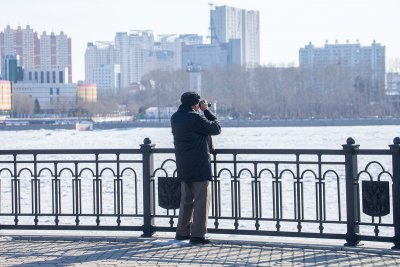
top-left (12, 93), bottom-right (34, 116)
top-left (52, 96), bottom-right (73, 116)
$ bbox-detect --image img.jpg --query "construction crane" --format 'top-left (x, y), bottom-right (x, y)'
top-left (207, 2), bottom-right (219, 44)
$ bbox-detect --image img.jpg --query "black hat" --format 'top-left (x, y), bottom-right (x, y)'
top-left (180, 91), bottom-right (200, 106)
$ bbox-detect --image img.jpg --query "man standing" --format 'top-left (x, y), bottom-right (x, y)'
top-left (171, 91), bottom-right (221, 245)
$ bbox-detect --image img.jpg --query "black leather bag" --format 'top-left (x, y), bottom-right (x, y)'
top-left (158, 177), bottom-right (181, 209)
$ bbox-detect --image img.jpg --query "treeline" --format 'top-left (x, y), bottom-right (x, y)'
top-left (139, 64), bottom-right (397, 119)
top-left (12, 64), bottom-right (400, 119)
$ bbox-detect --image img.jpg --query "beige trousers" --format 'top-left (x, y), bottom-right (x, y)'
top-left (176, 181), bottom-right (210, 238)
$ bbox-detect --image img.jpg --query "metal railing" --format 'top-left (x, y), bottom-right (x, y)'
top-left (1, 137), bottom-right (400, 249)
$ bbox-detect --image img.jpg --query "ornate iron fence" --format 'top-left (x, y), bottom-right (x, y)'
top-left (1, 137), bottom-right (400, 249)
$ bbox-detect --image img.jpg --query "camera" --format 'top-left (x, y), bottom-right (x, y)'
top-left (199, 100), bottom-right (212, 107)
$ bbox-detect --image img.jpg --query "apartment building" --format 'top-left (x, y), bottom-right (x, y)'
top-left (210, 5), bottom-right (260, 68)
top-left (0, 25), bottom-right (72, 83)
top-left (299, 40), bottom-right (385, 100)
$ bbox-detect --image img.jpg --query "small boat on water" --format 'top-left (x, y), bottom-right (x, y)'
top-left (75, 120), bottom-right (93, 131)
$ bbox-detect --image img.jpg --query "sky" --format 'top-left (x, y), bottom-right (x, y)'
top-left (1, 0), bottom-right (399, 82)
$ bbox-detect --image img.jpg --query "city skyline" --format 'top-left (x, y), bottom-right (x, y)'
top-left (0, 0), bottom-right (398, 82)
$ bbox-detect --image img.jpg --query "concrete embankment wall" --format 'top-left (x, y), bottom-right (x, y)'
top-left (0, 118), bottom-right (399, 131)
top-left (94, 118), bottom-right (400, 129)
top-left (0, 124), bottom-right (75, 131)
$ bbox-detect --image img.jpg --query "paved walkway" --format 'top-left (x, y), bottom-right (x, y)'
top-left (1, 233), bottom-right (400, 266)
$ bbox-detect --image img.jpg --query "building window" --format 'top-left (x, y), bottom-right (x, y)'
top-left (29, 72), bottom-right (32, 80)
top-left (56, 88), bottom-right (60, 95)
top-left (52, 71), bottom-right (56, 83)
top-left (35, 72), bottom-right (38, 81)
top-left (46, 71), bottom-right (50, 83)
top-left (59, 71), bottom-right (63, 83)
top-left (40, 72), bottom-right (44, 83)
top-left (50, 88), bottom-right (53, 95)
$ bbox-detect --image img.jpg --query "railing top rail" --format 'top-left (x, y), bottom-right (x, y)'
top-left (214, 148), bottom-right (343, 155)
top-left (0, 147), bottom-right (393, 156)
top-left (356, 149), bottom-right (392, 155)
top-left (0, 149), bottom-right (142, 155)
top-left (153, 148), bottom-right (345, 155)
top-left (154, 148), bottom-right (394, 156)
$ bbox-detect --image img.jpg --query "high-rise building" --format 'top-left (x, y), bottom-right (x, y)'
top-left (39, 31), bottom-right (72, 83)
top-left (88, 31), bottom-right (158, 89)
top-left (0, 25), bottom-right (37, 71)
top-left (210, 5), bottom-right (260, 68)
top-left (84, 41), bottom-right (118, 93)
top-left (0, 25), bottom-right (72, 83)
top-left (114, 32), bottom-right (130, 88)
top-left (127, 30), bottom-right (154, 85)
top-left (114, 31), bottom-right (156, 87)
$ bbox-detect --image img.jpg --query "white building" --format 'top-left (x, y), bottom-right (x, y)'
top-left (13, 82), bottom-right (76, 110)
top-left (114, 32), bottom-right (130, 88)
top-left (113, 30), bottom-right (156, 88)
top-left (128, 30), bottom-right (155, 84)
top-left (13, 65), bottom-right (75, 110)
top-left (23, 66), bottom-right (68, 84)
top-left (84, 42), bottom-right (115, 83)
top-left (84, 42), bottom-right (119, 93)
top-left (89, 31), bottom-right (157, 89)
top-left (93, 64), bottom-right (120, 94)
top-left (210, 5), bottom-right (260, 68)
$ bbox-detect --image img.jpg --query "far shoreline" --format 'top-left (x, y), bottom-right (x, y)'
top-left (0, 117), bottom-right (399, 131)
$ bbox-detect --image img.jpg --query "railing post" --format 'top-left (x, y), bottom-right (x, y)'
top-left (390, 137), bottom-right (400, 249)
top-left (343, 137), bottom-right (360, 246)
top-left (141, 137), bottom-right (155, 237)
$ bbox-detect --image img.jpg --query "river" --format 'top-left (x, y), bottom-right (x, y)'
top-left (0, 125), bottom-right (399, 150)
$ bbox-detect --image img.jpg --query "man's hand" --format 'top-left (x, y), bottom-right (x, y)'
top-left (199, 100), bottom-right (209, 111)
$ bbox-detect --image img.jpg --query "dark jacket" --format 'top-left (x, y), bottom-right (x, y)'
top-left (171, 104), bottom-right (221, 182)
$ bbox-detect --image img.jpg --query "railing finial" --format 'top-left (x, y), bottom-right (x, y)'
top-left (346, 137), bottom-right (355, 145)
top-left (393, 137), bottom-right (400, 145)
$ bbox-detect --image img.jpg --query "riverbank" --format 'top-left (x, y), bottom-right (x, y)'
top-left (0, 117), bottom-right (399, 131)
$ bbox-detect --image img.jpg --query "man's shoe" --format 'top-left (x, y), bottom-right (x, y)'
top-left (175, 234), bottom-right (190, 241)
top-left (189, 237), bottom-right (210, 245)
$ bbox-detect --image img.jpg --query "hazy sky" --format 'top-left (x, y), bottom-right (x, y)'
top-left (1, 0), bottom-right (399, 82)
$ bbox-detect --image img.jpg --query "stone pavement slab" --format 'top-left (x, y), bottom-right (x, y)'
top-left (1, 233), bottom-right (400, 266)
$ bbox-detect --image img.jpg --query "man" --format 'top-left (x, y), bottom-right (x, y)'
top-left (171, 91), bottom-right (221, 245)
